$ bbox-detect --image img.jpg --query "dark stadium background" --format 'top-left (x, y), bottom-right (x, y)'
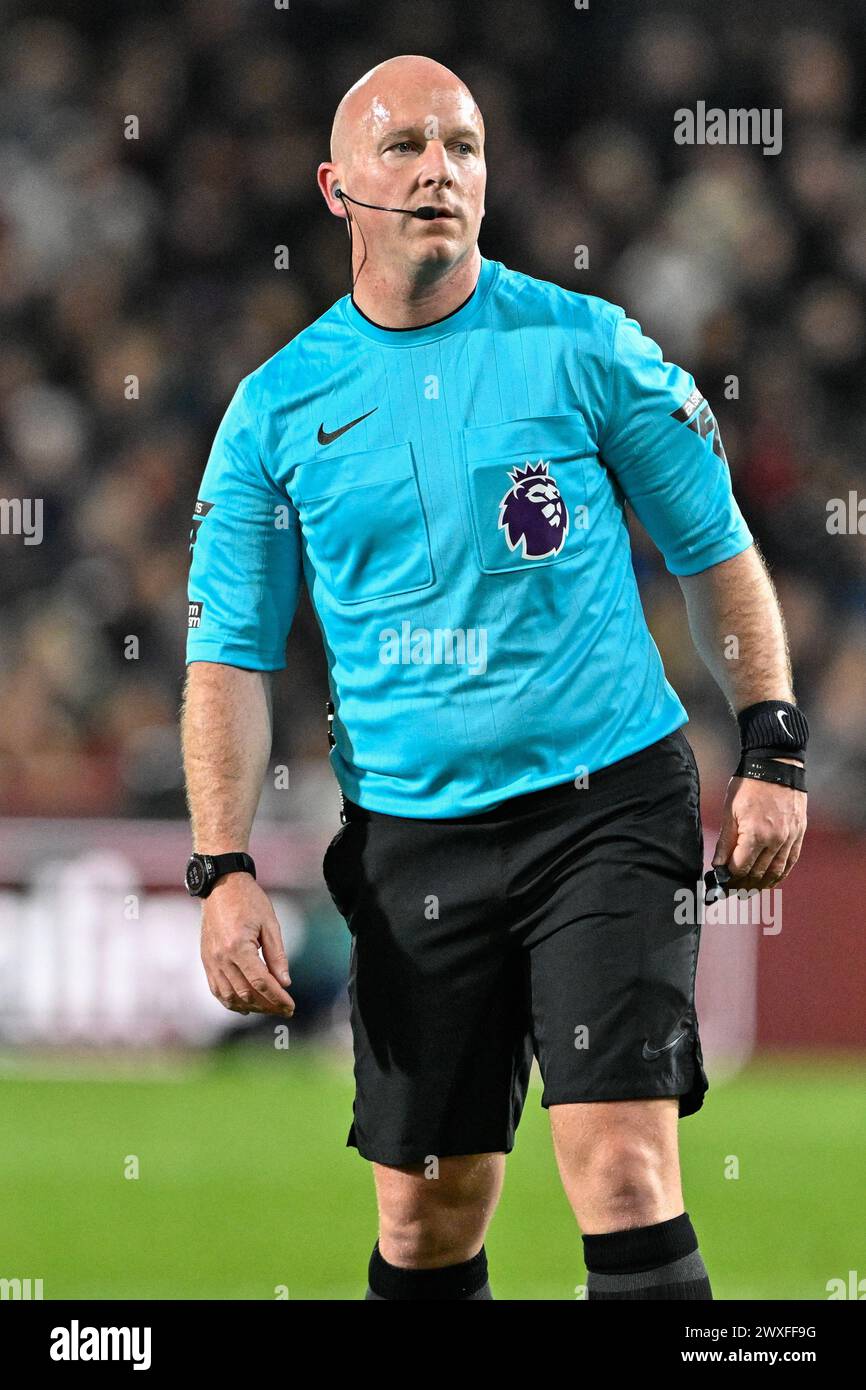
top-left (0, 0), bottom-right (863, 1301)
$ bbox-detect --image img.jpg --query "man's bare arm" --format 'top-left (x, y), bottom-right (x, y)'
top-left (677, 542), bottom-right (798, 719)
top-left (181, 661), bottom-right (294, 1017)
top-left (677, 543), bottom-right (807, 889)
top-left (181, 661), bottom-right (274, 851)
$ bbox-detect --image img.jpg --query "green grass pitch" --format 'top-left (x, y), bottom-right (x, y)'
top-left (1, 1050), bottom-right (862, 1300)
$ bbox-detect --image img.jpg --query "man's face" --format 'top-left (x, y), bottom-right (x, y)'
top-left (339, 86), bottom-right (486, 271)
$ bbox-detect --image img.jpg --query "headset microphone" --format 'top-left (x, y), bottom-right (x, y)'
top-left (335, 187), bottom-right (443, 294)
top-left (335, 188), bottom-right (439, 219)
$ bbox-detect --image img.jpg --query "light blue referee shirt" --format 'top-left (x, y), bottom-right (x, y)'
top-left (186, 255), bottom-right (753, 817)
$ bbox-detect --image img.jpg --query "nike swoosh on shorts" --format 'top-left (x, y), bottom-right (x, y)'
top-left (642, 1032), bottom-right (687, 1060)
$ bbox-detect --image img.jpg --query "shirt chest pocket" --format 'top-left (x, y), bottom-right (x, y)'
top-left (461, 413), bottom-right (593, 574)
top-left (289, 442), bottom-right (434, 604)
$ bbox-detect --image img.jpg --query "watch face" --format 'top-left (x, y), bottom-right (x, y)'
top-left (185, 857), bottom-right (205, 894)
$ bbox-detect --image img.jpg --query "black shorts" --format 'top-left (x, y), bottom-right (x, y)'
top-left (322, 727), bottom-right (709, 1166)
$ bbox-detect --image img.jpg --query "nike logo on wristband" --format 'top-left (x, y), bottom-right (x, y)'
top-left (317, 407), bottom-right (378, 446)
top-left (776, 710), bottom-right (792, 738)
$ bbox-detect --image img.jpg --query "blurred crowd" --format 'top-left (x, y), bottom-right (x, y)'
top-left (0, 0), bottom-right (864, 826)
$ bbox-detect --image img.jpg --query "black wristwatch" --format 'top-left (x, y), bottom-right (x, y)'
top-left (185, 852), bottom-right (256, 899)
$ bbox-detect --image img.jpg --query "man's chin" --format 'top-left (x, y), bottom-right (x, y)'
top-left (406, 233), bottom-right (467, 269)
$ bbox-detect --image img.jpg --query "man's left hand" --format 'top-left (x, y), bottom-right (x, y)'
top-left (711, 760), bottom-right (807, 891)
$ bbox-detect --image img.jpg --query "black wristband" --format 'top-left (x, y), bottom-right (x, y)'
top-left (735, 755), bottom-right (807, 792)
top-left (737, 700), bottom-right (809, 761)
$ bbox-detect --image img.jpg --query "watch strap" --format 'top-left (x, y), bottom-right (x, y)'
top-left (205, 852), bottom-right (256, 882)
top-left (734, 756), bottom-right (807, 792)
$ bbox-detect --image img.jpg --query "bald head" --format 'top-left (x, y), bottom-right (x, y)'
top-left (330, 55), bottom-right (484, 168)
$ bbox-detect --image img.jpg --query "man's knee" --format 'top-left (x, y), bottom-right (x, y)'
top-left (550, 1102), bottom-right (682, 1229)
top-left (581, 1135), bottom-right (670, 1215)
top-left (374, 1152), bottom-right (503, 1267)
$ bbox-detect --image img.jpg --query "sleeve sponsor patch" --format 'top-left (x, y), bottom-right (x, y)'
top-left (671, 391), bottom-right (728, 465)
top-left (189, 499), bottom-right (214, 555)
top-left (671, 386), bottom-right (704, 421)
top-left (188, 600), bottom-right (204, 628)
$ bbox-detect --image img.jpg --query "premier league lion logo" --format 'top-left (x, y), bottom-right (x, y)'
top-left (498, 460), bottom-right (569, 560)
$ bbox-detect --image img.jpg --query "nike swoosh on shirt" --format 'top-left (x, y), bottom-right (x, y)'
top-left (642, 1032), bottom-right (687, 1061)
top-left (317, 408), bottom-right (378, 446)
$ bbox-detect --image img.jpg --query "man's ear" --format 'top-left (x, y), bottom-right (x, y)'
top-left (316, 162), bottom-right (345, 217)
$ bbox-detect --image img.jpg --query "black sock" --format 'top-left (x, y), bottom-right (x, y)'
top-left (364, 1240), bottom-right (493, 1300)
top-left (582, 1211), bottom-right (712, 1300)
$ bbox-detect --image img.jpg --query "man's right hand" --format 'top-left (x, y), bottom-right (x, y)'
top-left (200, 874), bottom-right (295, 1018)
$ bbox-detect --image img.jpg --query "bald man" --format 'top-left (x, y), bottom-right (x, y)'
top-left (182, 55), bottom-right (808, 1301)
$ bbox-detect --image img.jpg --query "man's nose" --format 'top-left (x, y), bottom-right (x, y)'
top-left (418, 141), bottom-right (453, 185)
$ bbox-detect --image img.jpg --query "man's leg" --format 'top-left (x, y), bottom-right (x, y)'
top-left (329, 800), bottom-right (533, 1301)
top-left (363, 1152), bottom-right (504, 1299)
top-left (550, 1097), bottom-right (713, 1299)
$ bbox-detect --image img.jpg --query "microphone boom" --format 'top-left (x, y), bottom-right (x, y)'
top-left (337, 189), bottom-right (440, 219)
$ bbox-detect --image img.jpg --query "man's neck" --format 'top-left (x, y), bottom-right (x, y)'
top-left (350, 248), bottom-right (481, 329)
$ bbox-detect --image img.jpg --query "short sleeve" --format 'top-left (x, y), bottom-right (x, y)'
top-left (186, 376), bottom-right (302, 669)
top-left (598, 308), bottom-right (753, 575)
